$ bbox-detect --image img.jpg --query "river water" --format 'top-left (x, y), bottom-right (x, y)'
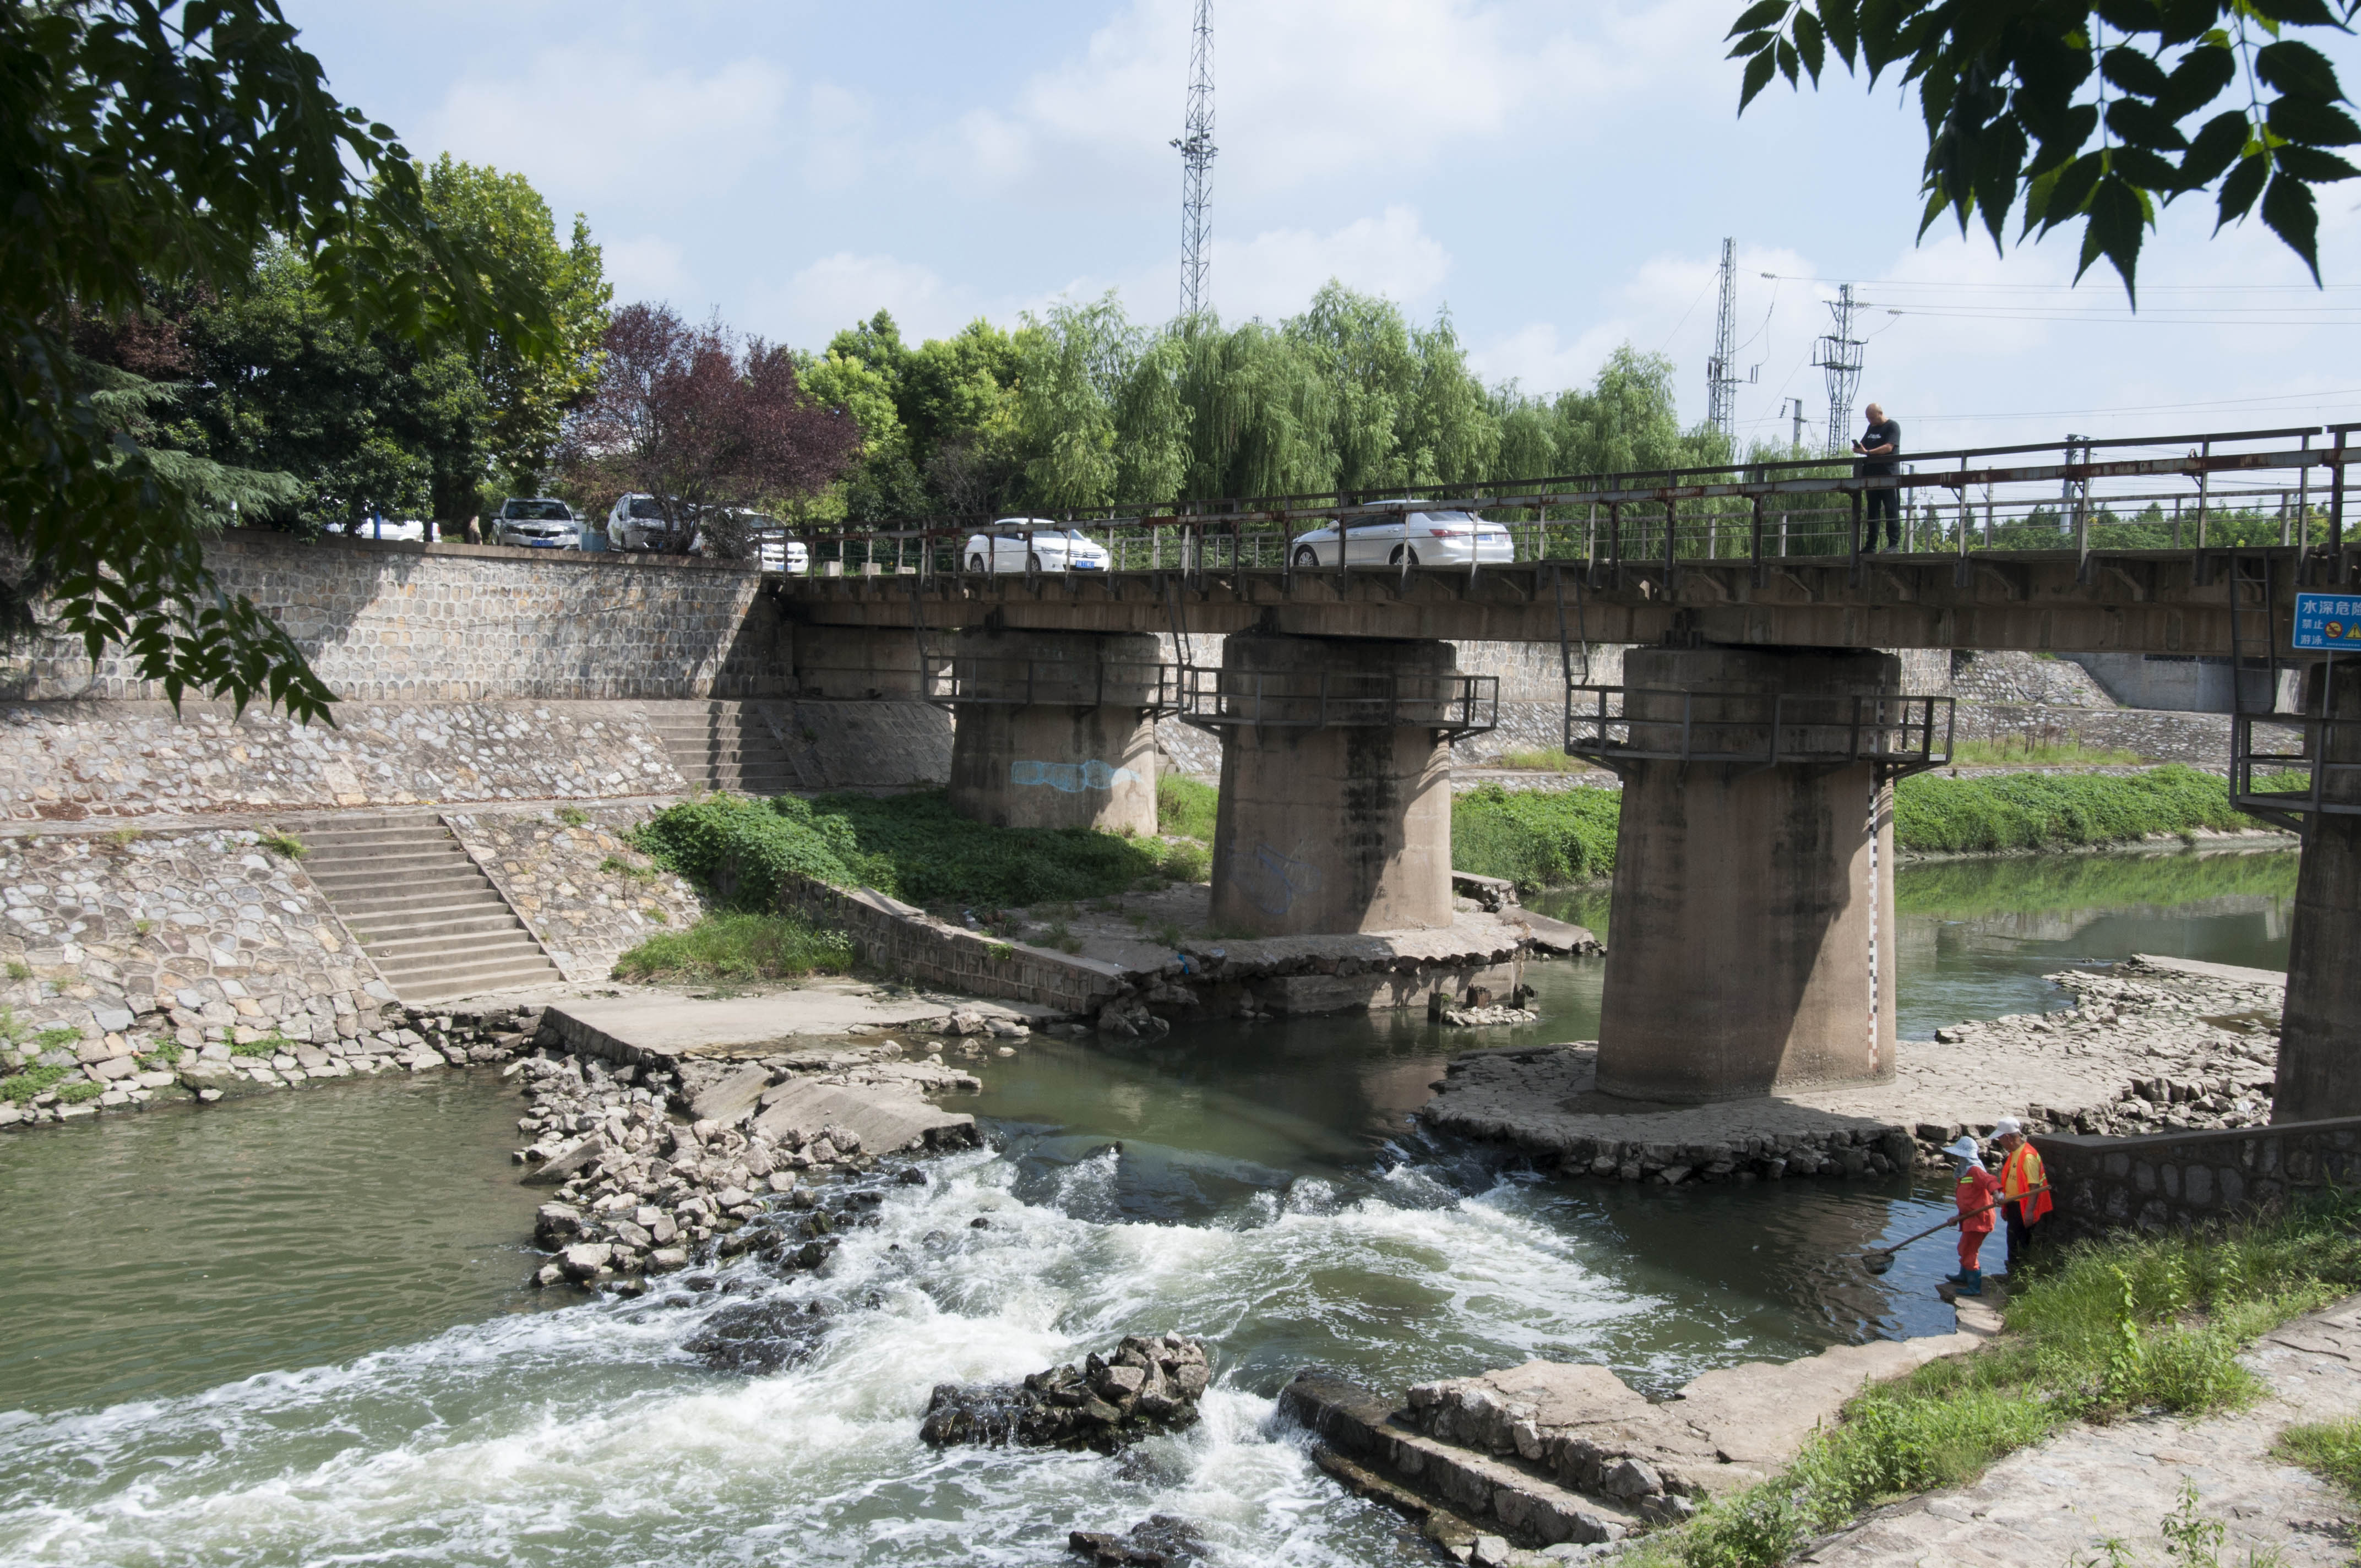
top-left (0, 848), bottom-right (2295, 1566)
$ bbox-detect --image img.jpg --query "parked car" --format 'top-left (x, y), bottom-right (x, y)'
top-left (962, 520), bottom-right (1111, 573)
top-left (351, 516), bottom-right (428, 542)
top-left (609, 493), bottom-right (692, 553)
top-left (690, 509), bottom-right (808, 574)
top-left (493, 497), bottom-right (580, 549)
top-left (1287, 506), bottom-right (1513, 568)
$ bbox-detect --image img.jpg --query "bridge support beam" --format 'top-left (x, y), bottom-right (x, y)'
top-left (1207, 633), bottom-right (1456, 936)
top-left (1595, 646), bottom-right (1901, 1103)
top-left (945, 628), bottom-right (1162, 834)
top-left (2274, 665), bottom-right (2361, 1121)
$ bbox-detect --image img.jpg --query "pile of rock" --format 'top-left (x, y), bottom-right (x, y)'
top-left (1067, 1516), bottom-right (1207, 1566)
top-left (920, 1332), bottom-right (1214, 1454)
top-left (1, 999), bottom-right (542, 1129)
top-left (517, 1051), bottom-right (871, 1287)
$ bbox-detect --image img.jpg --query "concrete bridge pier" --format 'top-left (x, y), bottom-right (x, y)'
top-left (2273, 663), bottom-right (2361, 1121)
top-left (944, 628), bottom-right (1163, 834)
top-left (1593, 646), bottom-right (1906, 1103)
top-left (1202, 632), bottom-right (1467, 937)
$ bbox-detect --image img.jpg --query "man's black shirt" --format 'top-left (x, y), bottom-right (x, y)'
top-left (1858, 418), bottom-right (1901, 473)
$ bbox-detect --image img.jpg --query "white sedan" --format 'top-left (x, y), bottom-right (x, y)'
top-left (963, 521), bottom-right (1111, 573)
top-left (1288, 507), bottom-right (1514, 568)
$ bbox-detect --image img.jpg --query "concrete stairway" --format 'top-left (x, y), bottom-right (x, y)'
top-left (296, 814), bottom-right (564, 1005)
top-left (645, 701), bottom-right (803, 795)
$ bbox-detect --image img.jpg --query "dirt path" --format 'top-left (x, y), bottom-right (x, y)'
top-left (1799, 1299), bottom-right (2361, 1566)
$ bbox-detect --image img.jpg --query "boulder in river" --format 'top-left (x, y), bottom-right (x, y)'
top-left (681, 1295), bottom-right (833, 1374)
top-left (1068, 1515), bottom-right (1207, 1566)
top-left (919, 1332), bottom-right (1212, 1455)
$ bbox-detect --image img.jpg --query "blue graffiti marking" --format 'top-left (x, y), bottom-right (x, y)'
top-left (1223, 840), bottom-right (1323, 916)
top-left (1010, 759), bottom-right (1141, 793)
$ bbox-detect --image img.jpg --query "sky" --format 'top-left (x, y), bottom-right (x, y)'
top-left (285, 0), bottom-right (2361, 458)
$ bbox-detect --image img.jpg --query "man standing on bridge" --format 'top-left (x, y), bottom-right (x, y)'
top-left (1853, 403), bottom-right (1902, 550)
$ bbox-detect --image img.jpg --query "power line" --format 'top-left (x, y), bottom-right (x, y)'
top-left (1172, 0), bottom-right (1215, 320)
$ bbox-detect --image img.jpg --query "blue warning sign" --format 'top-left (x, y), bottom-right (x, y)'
top-left (2294, 591), bottom-right (2361, 651)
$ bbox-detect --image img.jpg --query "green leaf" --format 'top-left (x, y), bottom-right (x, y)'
top-left (2156, 0), bottom-right (2225, 48)
top-left (2109, 145), bottom-right (2182, 188)
top-left (1739, 45), bottom-right (1780, 110)
top-left (1777, 35), bottom-right (1800, 84)
top-left (1727, 0), bottom-right (1792, 36)
top-left (1793, 7), bottom-right (1826, 81)
top-left (2253, 39), bottom-right (2344, 101)
top-left (2215, 149), bottom-right (2271, 228)
top-left (2272, 144), bottom-right (2361, 180)
top-left (2100, 46), bottom-right (2172, 100)
top-left (1820, 0), bottom-right (1860, 63)
top-left (2246, 0), bottom-right (2339, 29)
top-left (1727, 30), bottom-right (1776, 56)
top-left (2177, 110), bottom-right (2252, 188)
top-left (2260, 168), bottom-right (2323, 281)
top-left (2107, 99), bottom-right (2191, 151)
top-left (2268, 96), bottom-right (2361, 146)
top-left (2158, 45), bottom-right (2238, 120)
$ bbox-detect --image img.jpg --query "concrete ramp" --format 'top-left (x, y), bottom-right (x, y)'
top-left (750, 1076), bottom-right (976, 1154)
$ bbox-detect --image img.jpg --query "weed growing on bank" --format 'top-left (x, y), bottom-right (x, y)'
top-left (1445, 766), bottom-right (2282, 890)
top-left (612, 911), bottom-right (856, 983)
top-left (2275, 1418), bottom-right (2361, 1502)
top-left (1156, 775), bottom-right (1218, 840)
top-left (634, 790), bottom-right (1173, 911)
top-left (1948, 737), bottom-right (2142, 767)
top-left (1491, 746), bottom-right (1593, 772)
top-left (1648, 1196), bottom-right (2361, 1568)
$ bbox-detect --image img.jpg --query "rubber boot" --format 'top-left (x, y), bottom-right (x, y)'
top-left (1943, 1269), bottom-right (1973, 1287)
top-left (1952, 1268), bottom-right (1982, 1297)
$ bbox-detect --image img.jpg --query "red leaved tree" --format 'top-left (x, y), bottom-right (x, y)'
top-left (565, 302), bottom-right (857, 553)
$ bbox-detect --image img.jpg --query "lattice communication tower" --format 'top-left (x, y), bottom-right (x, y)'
top-left (1706, 238), bottom-right (1741, 443)
top-left (1172, 0), bottom-right (1216, 319)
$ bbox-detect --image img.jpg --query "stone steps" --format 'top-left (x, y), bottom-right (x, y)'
top-left (648, 701), bottom-right (802, 796)
top-left (293, 816), bottom-right (563, 1005)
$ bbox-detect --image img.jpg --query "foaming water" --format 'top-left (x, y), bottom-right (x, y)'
top-left (7, 852), bottom-right (2278, 1564)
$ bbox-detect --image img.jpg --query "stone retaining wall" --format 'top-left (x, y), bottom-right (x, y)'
top-left (1952, 703), bottom-right (2233, 765)
top-left (2035, 1117), bottom-right (2361, 1241)
top-left (3, 530), bottom-right (780, 703)
top-left (445, 805), bottom-right (705, 983)
top-left (778, 875), bottom-right (1127, 1015)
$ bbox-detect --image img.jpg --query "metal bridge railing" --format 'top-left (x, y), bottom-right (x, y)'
top-left (1564, 686), bottom-right (1955, 776)
top-left (1176, 666), bottom-right (1499, 736)
top-left (922, 656), bottom-right (1180, 712)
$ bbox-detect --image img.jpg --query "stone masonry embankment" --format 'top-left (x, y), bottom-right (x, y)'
top-left (445, 804), bottom-right (704, 983)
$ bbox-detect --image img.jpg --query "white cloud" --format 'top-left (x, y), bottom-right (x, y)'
top-left (946, 0), bottom-right (1624, 203)
top-left (1211, 206), bottom-right (1452, 320)
top-left (759, 252), bottom-right (980, 347)
top-left (603, 236), bottom-right (691, 304)
top-left (422, 47), bottom-right (791, 202)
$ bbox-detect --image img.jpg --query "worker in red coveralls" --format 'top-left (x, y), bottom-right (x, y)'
top-left (1992, 1115), bottom-right (2053, 1280)
top-left (1942, 1134), bottom-right (2000, 1296)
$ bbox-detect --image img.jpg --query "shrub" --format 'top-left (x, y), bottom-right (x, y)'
top-left (1159, 839), bottom-right (1211, 883)
top-left (1891, 765), bottom-right (2254, 855)
top-left (1492, 746), bottom-right (1589, 772)
top-left (611, 911), bottom-right (855, 983)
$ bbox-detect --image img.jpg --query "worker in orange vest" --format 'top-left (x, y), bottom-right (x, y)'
top-left (1941, 1134), bottom-right (2000, 1295)
top-left (1992, 1115), bottom-right (2053, 1278)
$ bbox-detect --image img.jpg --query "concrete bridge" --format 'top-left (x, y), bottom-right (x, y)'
top-left (771, 425), bottom-right (2359, 1124)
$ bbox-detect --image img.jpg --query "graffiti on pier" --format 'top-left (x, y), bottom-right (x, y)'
top-left (1010, 759), bottom-right (1141, 793)
top-left (1224, 839), bottom-right (1323, 916)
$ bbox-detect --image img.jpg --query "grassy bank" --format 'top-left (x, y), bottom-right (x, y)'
top-left (1449, 765), bottom-right (2282, 890)
top-left (1645, 1196), bottom-right (2361, 1568)
top-left (611, 911), bottom-right (856, 983)
top-left (635, 790), bottom-right (1200, 914)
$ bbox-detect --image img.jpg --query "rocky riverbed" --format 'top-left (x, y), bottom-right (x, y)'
top-left (518, 1037), bottom-right (986, 1287)
top-left (920, 1332), bottom-right (1214, 1454)
top-left (1421, 954), bottom-right (2288, 1183)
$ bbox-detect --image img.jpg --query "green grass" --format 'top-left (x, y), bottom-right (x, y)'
top-left (611, 911), bottom-right (856, 983)
top-left (634, 790), bottom-right (1174, 911)
top-left (2275, 1419), bottom-right (2361, 1502)
top-left (52, 1079), bottom-right (103, 1104)
top-left (556, 805), bottom-right (589, 827)
top-left (599, 854), bottom-right (659, 883)
top-left (1491, 746), bottom-right (1591, 772)
top-left (4, 961), bottom-right (28, 982)
top-left (256, 830), bottom-right (306, 860)
top-left (1450, 783), bottom-right (1622, 890)
top-left (229, 1031), bottom-right (297, 1059)
top-left (0, 1063), bottom-right (74, 1102)
top-left (34, 1026), bottom-right (79, 1052)
top-left (1156, 775), bottom-right (1218, 840)
top-left (1447, 766), bottom-right (2285, 891)
top-left (1949, 738), bottom-right (2143, 767)
top-left (1654, 1196), bottom-right (2361, 1568)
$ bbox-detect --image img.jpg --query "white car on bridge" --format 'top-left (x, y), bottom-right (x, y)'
top-left (963, 520), bottom-right (1111, 573)
top-left (1289, 506), bottom-right (1514, 568)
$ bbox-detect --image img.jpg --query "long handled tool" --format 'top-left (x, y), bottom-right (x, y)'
top-left (1858, 1188), bottom-right (2048, 1275)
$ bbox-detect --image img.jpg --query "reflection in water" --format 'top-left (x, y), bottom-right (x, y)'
top-left (1532, 846), bottom-right (2295, 1039)
top-left (0, 847), bottom-right (2295, 1565)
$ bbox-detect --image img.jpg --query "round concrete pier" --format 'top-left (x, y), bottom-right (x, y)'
top-left (1595, 645), bottom-right (1901, 1103)
top-left (945, 628), bottom-right (1162, 834)
top-left (1206, 633), bottom-right (1457, 937)
top-left (2274, 662), bottom-right (2361, 1121)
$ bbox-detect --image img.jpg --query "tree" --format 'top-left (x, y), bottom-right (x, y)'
top-left (2, 0), bottom-right (559, 720)
top-left (1727, 1), bottom-right (2361, 298)
top-left (564, 302), bottom-right (859, 553)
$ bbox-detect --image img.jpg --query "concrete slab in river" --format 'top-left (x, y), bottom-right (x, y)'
top-left (543, 981), bottom-right (1054, 1064)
